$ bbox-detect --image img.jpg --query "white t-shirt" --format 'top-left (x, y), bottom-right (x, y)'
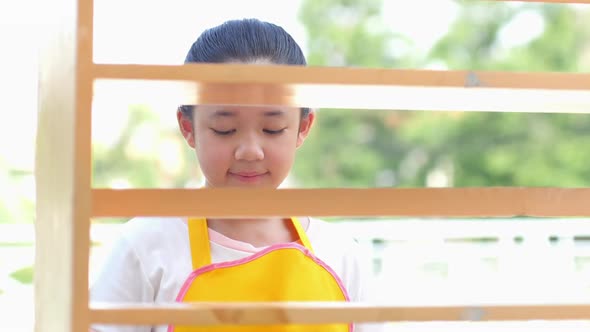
top-left (90, 217), bottom-right (384, 332)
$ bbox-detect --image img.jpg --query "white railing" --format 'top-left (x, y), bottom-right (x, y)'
top-left (2, 219), bottom-right (590, 331)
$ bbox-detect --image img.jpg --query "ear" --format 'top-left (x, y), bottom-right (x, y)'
top-left (177, 109), bottom-right (196, 148)
top-left (296, 110), bottom-right (316, 148)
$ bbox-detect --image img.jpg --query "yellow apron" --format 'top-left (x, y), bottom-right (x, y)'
top-left (168, 217), bottom-right (351, 332)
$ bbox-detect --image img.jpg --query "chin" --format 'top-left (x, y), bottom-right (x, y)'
top-left (229, 182), bottom-right (276, 189)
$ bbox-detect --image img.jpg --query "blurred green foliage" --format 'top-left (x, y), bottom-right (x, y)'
top-left (10, 266), bottom-right (33, 284)
top-left (294, 0), bottom-right (590, 188)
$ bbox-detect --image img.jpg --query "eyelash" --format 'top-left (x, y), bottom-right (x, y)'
top-left (211, 129), bottom-right (236, 136)
top-left (210, 128), bottom-right (286, 136)
top-left (263, 128), bottom-right (286, 135)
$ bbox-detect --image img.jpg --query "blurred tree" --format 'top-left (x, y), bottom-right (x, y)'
top-left (405, 1), bottom-right (590, 187)
top-left (93, 105), bottom-right (199, 189)
top-left (295, 0), bottom-right (416, 188)
top-left (295, 0), bottom-right (590, 188)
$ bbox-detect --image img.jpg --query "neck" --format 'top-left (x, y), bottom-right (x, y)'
top-left (200, 184), bottom-right (308, 247)
top-left (207, 217), bottom-right (299, 248)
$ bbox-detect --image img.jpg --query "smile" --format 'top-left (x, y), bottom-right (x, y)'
top-left (229, 171), bottom-right (269, 183)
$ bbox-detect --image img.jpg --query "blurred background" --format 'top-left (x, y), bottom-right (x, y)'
top-left (1, 0), bottom-right (590, 331)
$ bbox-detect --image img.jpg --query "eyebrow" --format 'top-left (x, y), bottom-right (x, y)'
top-left (210, 110), bottom-right (285, 118)
top-left (211, 110), bottom-right (235, 117)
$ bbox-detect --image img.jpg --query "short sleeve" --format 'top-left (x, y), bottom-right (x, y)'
top-left (89, 233), bottom-right (155, 332)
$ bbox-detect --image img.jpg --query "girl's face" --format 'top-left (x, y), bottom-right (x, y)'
top-left (177, 105), bottom-right (314, 188)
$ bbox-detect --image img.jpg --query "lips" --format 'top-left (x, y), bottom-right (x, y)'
top-left (232, 171), bottom-right (266, 177)
top-left (228, 171), bottom-right (269, 183)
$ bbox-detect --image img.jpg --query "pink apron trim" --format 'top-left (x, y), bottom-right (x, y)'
top-left (168, 242), bottom-right (353, 332)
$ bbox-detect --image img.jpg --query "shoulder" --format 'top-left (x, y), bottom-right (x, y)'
top-left (116, 216), bottom-right (187, 245)
top-left (90, 217), bottom-right (190, 313)
top-left (91, 217), bottom-right (190, 294)
top-left (97, 217), bottom-right (189, 265)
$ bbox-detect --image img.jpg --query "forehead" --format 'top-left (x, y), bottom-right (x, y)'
top-left (195, 105), bottom-right (300, 120)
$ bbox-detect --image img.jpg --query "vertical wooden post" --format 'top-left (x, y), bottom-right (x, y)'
top-left (34, 0), bottom-right (93, 330)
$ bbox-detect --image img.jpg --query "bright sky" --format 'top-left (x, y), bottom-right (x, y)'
top-left (92, 0), bottom-right (462, 64)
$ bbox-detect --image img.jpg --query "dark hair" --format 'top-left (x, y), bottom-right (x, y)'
top-left (179, 18), bottom-right (310, 118)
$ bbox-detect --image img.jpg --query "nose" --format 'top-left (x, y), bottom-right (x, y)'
top-left (234, 136), bottom-right (264, 161)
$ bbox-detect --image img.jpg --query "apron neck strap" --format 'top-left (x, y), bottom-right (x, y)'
top-left (290, 217), bottom-right (313, 252)
top-left (187, 217), bottom-right (314, 270)
top-left (187, 217), bottom-right (211, 271)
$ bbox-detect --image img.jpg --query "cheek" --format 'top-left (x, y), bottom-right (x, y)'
top-left (266, 135), bottom-right (297, 167)
top-left (194, 134), bottom-right (232, 173)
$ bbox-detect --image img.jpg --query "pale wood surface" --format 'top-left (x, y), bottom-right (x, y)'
top-left (92, 187), bottom-right (590, 218)
top-left (35, 1), bottom-right (77, 331)
top-left (89, 301), bottom-right (590, 325)
top-left (34, 0), bottom-right (93, 331)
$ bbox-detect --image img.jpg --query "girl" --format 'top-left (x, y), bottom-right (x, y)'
top-left (91, 19), bottom-right (381, 332)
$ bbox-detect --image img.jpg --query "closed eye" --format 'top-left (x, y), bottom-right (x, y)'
top-left (210, 128), bottom-right (236, 136)
top-left (263, 128), bottom-right (287, 135)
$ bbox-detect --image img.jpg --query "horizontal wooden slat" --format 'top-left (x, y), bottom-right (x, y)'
top-left (92, 65), bottom-right (590, 113)
top-left (89, 301), bottom-right (590, 325)
top-left (93, 64), bottom-right (590, 90)
top-left (92, 188), bottom-right (590, 218)
top-left (501, 0), bottom-right (590, 3)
